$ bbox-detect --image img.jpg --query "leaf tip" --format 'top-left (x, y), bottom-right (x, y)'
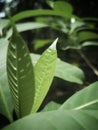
top-left (50, 38), bottom-right (58, 50)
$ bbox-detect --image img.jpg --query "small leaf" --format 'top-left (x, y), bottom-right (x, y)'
top-left (78, 31), bottom-right (98, 42)
top-left (60, 81), bottom-right (98, 110)
top-left (42, 101), bottom-right (60, 112)
top-left (7, 25), bottom-right (35, 118)
top-left (53, 1), bottom-right (73, 15)
top-left (31, 38), bottom-right (58, 113)
top-left (34, 39), bottom-right (52, 50)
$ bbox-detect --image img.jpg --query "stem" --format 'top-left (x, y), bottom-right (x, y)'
top-left (78, 50), bottom-right (98, 77)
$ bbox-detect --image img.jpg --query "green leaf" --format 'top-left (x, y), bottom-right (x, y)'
top-left (0, 84), bottom-right (13, 122)
top-left (55, 59), bottom-right (85, 84)
top-left (6, 22), bottom-right (48, 39)
top-left (30, 54), bottom-right (85, 84)
top-left (0, 39), bottom-right (13, 122)
top-left (42, 101), bottom-right (61, 112)
top-left (7, 25), bottom-right (35, 118)
top-left (60, 82), bottom-right (98, 110)
top-left (0, 19), bottom-right (8, 36)
top-left (34, 39), bottom-right (52, 50)
top-left (78, 31), bottom-right (98, 42)
top-left (82, 41), bottom-right (98, 47)
top-left (6, 10), bottom-right (73, 28)
top-left (31, 38), bottom-right (58, 113)
top-left (53, 1), bottom-right (73, 15)
top-left (2, 110), bottom-right (98, 130)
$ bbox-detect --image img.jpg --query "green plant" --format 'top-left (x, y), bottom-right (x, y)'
top-left (0, 1), bottom-right (98, 129)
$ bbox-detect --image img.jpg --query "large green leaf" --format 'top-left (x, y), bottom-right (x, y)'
top-left (7, 25), bottom-right (35, 118)
top-left (6, 9), bottom-right (75, 29)
top-left (2, 82), bottom-right (98, 130)
top-left (31, 39), bottom-right (58, 113)
top-left (60, 82), bottom-right (98, 110)
top-left (2, 110), bottom-right (98, 130)
top-left (30, 54), bottom-right (85, 84)
top-left (0, 39), bottom-right (13, 122)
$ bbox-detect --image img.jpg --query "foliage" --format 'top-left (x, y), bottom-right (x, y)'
top-left (0, 1), bottom-right (98, 130)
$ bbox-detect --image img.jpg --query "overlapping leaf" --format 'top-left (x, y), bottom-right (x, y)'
top-left (7, 25), bottom-right (35, 118)
top-left (31, 39), bottom-right (58, 113)
top-left (2, 82), bottom-right (98, 130)
top-left (30, 54), bottom-right (85, 84)
top-left (0, 39), bottom-right (13, 122)
top-left (60, 82), bottom-right (98, 110)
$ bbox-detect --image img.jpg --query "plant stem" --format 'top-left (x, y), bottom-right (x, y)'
top-left (78, 50), bottom-right (98, 77)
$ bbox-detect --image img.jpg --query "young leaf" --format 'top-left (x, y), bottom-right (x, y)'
top-left (53, 1), bottom-right (73, 15)
top-left (7, 25), bottom-right (35, 118)
top-left (2, 110), bottom-right (98, 130)
top-left (31, 38), bottom-right (58, 113)
top-left (60, 81), bottom-right (98, 110)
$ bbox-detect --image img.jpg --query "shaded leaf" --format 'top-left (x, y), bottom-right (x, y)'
top-left (60, 82), bottom-right (98, 110)
top-left (42, 101), bottom-right (60, 112)
top-left (0, 84), bottom-right (13, 122)
top-left (6, 22), bottom-right (48, 39)
top-left (78, 31), bottom-right (98, 42)
top-left (7, 25), bottom-right (35, 118)
top-left (55, 59), bottom-right (85, 84)
top-left (34, 39), bottom-right (52, 50)
top-left (31, 39), bottom-right (58, 113)
top-left (53, 1), bottom-right (73, 15)
top-left (0, 39), bottom-right (13, 122)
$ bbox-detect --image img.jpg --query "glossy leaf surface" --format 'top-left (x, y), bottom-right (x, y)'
top-left (30, 54), bottom-right (85, 84)
top-left (7, 26), bottom-right (35, 118)
top-left (31, 39), bottom-right (58, 113)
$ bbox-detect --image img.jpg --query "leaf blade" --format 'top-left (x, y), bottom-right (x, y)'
top-left (31, 38), bottom-right (58, 113)
top-left (7, 25), bottom-right (35, 118)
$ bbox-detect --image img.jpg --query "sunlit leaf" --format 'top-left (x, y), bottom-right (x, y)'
top-left (7, 25), bottom-right (35, 118)
top-left (30, 54), bottom-right (85, 84)
top-left (31, 38), bottom-right (58, 113)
